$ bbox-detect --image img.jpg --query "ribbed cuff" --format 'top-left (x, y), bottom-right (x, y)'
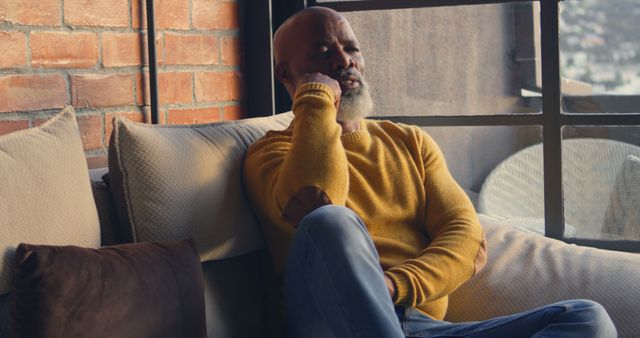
top-left (384, 270), bottom-right (411, 306)
top-left (293, 82), bottom-right (335, 105)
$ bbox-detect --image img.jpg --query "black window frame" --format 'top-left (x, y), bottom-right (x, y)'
top-left (238, 0), bottom-right (640, 252)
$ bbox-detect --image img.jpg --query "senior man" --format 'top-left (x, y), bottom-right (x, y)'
top-left (243, 6), bottom-right (616, 338)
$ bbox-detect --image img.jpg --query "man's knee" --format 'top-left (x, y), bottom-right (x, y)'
top-left (297, 205), bottom-right (368, 245)
top-left (568, 300), bottom-right (617, 337)
top-left (299, 205), bottom-right (362, 229)
top-left (584, 301), bottom-right (616, 337)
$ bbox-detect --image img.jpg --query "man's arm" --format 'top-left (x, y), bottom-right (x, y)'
top-left (384, 130), bottom-right (487, 308)
top-left (244, 75), bottom-right (349, 228)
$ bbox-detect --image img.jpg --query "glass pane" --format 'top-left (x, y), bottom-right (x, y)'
top-left (562, 126), bottom-right (640, 240)
top-left (423, 125), bottom-right (544, 234)
top-left (341, 2), bottom-right (540, 116)
top-left (560, 0), bottom-right (640, 113)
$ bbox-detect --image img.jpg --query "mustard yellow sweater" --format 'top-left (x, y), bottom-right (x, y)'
top-left (244, 83), bottom-right (486, 320)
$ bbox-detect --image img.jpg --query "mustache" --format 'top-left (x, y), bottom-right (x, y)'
top-left (333, 68), bottom-right (367, 98)
top-left (333, 68), bottom-right (364, 84)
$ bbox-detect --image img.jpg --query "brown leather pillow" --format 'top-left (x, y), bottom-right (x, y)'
top-left (10, 239), bottom-right (206, 338)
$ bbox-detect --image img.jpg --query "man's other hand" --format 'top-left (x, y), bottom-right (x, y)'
top-left (296, 72), bottom-right (341, 109)
top-left (384, 275), bottom-right (396, 300)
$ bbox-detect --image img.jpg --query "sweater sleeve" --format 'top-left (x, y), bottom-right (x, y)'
top-left (244, 82), bottom-right (349, 226)
top-left (384, 130), bottom-right (487, 308)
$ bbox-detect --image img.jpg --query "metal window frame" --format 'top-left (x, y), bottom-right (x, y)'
top-left (539, 0), bottom-right (564, 240)
top-left (310, 0), bottom-right (523, 11)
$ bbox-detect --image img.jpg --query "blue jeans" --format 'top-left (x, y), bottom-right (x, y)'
top-left (284, 205), bottom-right (617, 338)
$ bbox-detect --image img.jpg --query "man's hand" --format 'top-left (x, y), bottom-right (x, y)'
top-left (296, 72), bottom-right (341, 109)
top-left (384, 275), bottom-right (396, 300)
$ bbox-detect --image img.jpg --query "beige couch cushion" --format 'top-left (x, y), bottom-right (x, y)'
top-left (0, 106), bottom-right (101, 294)
top-left (446, 214), bottom-right (640, 337)
top-left (108, 113), bottom-right (293, 262)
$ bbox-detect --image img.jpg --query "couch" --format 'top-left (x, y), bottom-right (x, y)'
top-left (1, 106), bottom-right (639, 337)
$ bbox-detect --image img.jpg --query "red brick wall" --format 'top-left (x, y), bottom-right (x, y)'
top-left (0, 0), bottom-right (243, 168)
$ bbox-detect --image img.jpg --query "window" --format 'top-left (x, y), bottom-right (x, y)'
top-left (246, 0), bottom-right (640, 252)
top-left (558, 0), bottom-right (640, 247)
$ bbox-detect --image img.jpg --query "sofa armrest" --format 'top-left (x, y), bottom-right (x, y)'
top-left (445, 214), bottom-right (640, 337)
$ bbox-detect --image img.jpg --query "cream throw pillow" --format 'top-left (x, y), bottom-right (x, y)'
top-left (108, 113), bottom-right (293, 262)
top-left (0, 106), bottom-right (101, 294)
top-left (603, 155), bottom-right (640, 240)
top-left (446, 214), bottom-right (640, 337)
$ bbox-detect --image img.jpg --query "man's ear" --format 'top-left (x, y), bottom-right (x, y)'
top-left (275, 62), bottom-right (295, 96)
top-left (275, 62), bottom-right (289, 85)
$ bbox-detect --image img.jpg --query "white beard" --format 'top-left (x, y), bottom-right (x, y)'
top-left (336, 80), bottom-right (374, 122)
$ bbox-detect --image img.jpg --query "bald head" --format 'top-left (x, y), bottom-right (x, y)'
top-left (274, 7), bottom-right (348, 66)
top-left (272, 7), bottom-right (364, 95)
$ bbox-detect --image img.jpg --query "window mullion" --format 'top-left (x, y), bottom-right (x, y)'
top-left (540, 0), bottom-right (564, 240)
top-left (146, 0), bottom-right (160, 123)
top-left (372, 115), bottom-right (542, 127)
top-left (561, 114), bottom-right (640, 126)
top-left (314, 0), bottom-right (530, 12)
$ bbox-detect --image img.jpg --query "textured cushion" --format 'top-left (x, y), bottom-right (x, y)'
top-left (603, 155), bottom-right (640, 240)
top-left (108, 113), bottom-right (293, 261)
top-left (0, 106), bottom-right (100, 294)
top-left (446, 214), bottom-right (640, 338)
top-left (11, 239), bottom-right (206, 338)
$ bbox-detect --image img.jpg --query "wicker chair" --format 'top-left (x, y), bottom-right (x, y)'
top-left (477, 138), bottom-right (640, 239)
